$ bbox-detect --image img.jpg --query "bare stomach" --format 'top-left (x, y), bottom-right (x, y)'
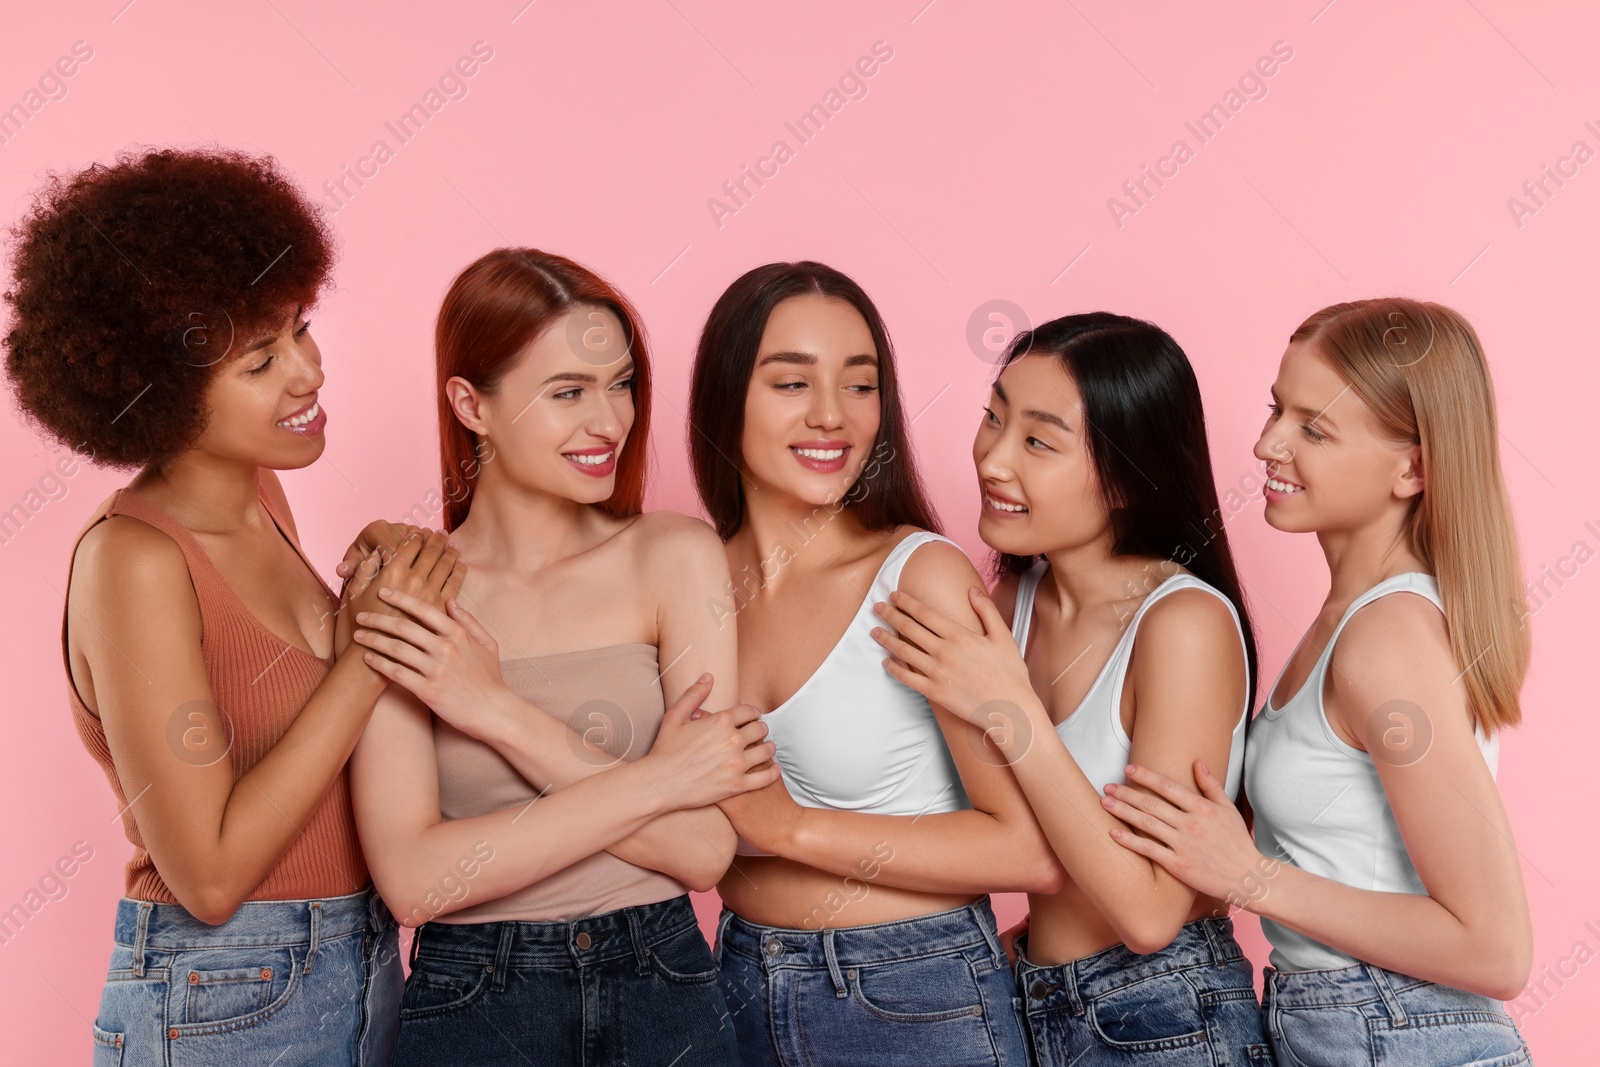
top-left (717, 854), bottom-right (979, 930)
top-left (1023, 876), bottom-right (1230, 965)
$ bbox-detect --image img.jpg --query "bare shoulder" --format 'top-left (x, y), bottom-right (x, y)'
top-left (622, 510), bottom-right (725, 565)
top-left (1328, 588), bottom-right (1465, 738)
top-left (73, 514), bottom-right (200, 644)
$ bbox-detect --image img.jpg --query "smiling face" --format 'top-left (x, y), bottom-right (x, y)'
top-left (193, 304), bottom-right (328, 470)
top-left (972, 353), bottom-right (1109, 557)
top-left (449, 304), bottom-right (635, 505)
top-left (1254, 339), bottom-right (1423, 534)
top-left (738, 293), bottom-right (882, 507)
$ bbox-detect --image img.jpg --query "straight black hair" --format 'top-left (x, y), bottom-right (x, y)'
top-left (688, 260), bottom-right (941, 540)
top-left (995, 312), bottom-right (1258, 692)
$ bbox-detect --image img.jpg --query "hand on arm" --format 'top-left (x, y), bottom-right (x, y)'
top-left (723, 543), bottom-right (1067, 896)
top-left (1101, 594), bottom-right (1532, 998)
top-left (83, 522), bottom-right (463, 924)
top-left (872, 583), bottom-right (1245, 951)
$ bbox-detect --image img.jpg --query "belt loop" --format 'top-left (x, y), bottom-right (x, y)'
top-left (1063, 957), bottom-right (1086, 1017)
top-left (408, 925), bottom-right (423, 970)
top-left (1363, 962), bottom-right (1408, 1025)
top-left (822, 929), bottom-right (848, 998)
top-left (1201, 917), bottom-right (1230, 966)
top-left (625, 908), bottom-right (650, 975)
top-left (713, 908), bottom-right (735, 973)
top-left (491, 924), bottom-right (514, 992)
top-left (973, 902), bottom-right (1006, 970)
top-left (130, 901), bottom-right (152, 978)
top-left (303, 901), bottom-right (323, 975)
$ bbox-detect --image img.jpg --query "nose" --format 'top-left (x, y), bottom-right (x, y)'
top-left (805, 380), bottom-right (844, 431)
top-left (1253, 424), bottom-right (1293, 470)
top-left (974, 424), bottom-right (1014, 483)
top-left (586, 389), bottom-right (627, 442)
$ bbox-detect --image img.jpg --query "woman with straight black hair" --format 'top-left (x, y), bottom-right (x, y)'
top-left (872, 313), bottom-right (1274, 1064)
top-left (693, 261), bottom-right (1064, 1067)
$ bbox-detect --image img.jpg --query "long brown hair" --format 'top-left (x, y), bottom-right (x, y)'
top-left (1291, 298), bottom-right (1528, 732)
top-left (435, 248), bottom-right (651, 532)
top-left (687, 260), bottom-right (940, 540)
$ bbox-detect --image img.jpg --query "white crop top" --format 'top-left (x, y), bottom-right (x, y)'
top-left (1010, 560), bottom-right (1251, 799)
top-left (1244, 571), bottom-right (1499, 973)
top-left (735, 531), bottom-right (973, 857)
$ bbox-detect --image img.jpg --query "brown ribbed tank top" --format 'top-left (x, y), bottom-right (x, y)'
top-left (62, 483), bottom-right (370, 903)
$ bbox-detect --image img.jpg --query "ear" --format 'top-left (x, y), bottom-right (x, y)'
top-left (1395, 443), bottom-right (1425, 500)
top-left (445, 375), bottom-right (489, 437)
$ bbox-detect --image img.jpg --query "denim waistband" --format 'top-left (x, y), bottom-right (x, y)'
top-left (112, 887), bottom-right (388, 979)
top-left (717, 897), bottom-right (1007, 973)
top-left (1263, 960), bottom-right (1462, 1022)
top-left (411, 893), bottom-right (698, 982)
top-left (1015, 916), bottom-right (1245, 1014)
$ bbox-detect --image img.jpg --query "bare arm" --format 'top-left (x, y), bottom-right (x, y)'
top-left (348, 673), bottom-right (777, 925)
top-left (726, 542), bottom-right (1067, 896)
top-left (1103, 592), bottom-right (1532, 999)
top-left (78, 519), bottom-right (461, 924)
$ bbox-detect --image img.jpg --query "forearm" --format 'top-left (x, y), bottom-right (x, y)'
top-left (1003, 700), bottom-right (1197, 948)
top-left (1247, 861), bottom-right (1530, 998)
top-left (372, 761), bottom-right (669, 923)
top-left (776, 805), bottom-right (1057, 895)
top-left (478, 689), bottom-right (736, 884)
top-left (204, 654), bottom-right (388, 905)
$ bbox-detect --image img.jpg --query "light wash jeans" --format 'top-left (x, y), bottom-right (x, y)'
top-left (90, 887), bottom-right (402, 1066)
top-left (1261, 960), bottom-right (1533, 1066)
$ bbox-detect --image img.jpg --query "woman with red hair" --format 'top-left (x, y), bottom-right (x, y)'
top-left (345, 248), bottom-right (778, 1066)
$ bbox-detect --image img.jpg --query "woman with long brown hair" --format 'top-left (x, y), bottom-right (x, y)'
top-left (690, 261), bottom-right (1064, 1067)
top-left (343, 248), bottom-right (777, 1066)
top-left (1097, 298), bottom-right (1536, 1066)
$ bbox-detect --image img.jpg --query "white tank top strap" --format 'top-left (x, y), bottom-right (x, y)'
top-left (1009, 558), bottom-right (1050, 652)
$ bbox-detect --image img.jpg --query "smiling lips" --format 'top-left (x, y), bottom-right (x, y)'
top-left (1264, 472), bottom-right (1305, 500)
top-left (563, 446), bottom-right (617, 477)
top-left (983, 489), bottom-right (1028, 517)
top-left (276, 400), bottom-right (325, 435)
top-left (790, 441), bottom-right (850, 473)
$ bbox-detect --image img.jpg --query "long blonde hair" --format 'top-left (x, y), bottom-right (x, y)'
top-left (1291, 298), bottom-right (1528, 732)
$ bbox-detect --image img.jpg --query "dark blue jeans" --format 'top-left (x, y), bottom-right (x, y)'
top-left (393, 894), bottom-right (740, 1066)
top-left (715, 897), bottom-right (1030, 1067)
top-left (1014, 916), bottom-right (1272, 1066)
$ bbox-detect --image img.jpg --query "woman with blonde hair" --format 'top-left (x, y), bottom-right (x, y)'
top-left (1099, 298), bottom-right (1535, 1066)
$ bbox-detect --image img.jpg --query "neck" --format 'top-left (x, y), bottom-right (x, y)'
top-left (452, 467), bottom-right (600, 573)
top-left (732, 479), bottom-right (875, 583)
top-left (130, 453), bottom-right (266, 531)
top-left (1039, 531), bottom-right (1160, 619)
top-left (1316, 507), bottom-right (1425, 603)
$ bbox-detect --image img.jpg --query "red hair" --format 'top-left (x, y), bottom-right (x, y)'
top-left (435, 248), bottom-right (651, 532)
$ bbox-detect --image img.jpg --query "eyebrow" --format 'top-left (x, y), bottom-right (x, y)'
top-left (239, 305), bottom-right (305, 356)
top-left (1271, 386), bottom-right (1341, 431)
top-left (756, 351), bottom-right (878, 368)
top-left (542, 360), bottom-right (635, 387)
top-left (993, 380), bottom-right (1071, 432)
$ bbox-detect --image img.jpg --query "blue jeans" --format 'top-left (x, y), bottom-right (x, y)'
top-left (90, 887), bottom-right (402, 1066)
top-left (714, 897), bottom-right (1029, 1067)
top-left (393, 894), bottom-right (740, 1066)
top-left (1262, 961), bottom-right (1533, 1066)
top-left (1013, 916), bottom-right (1271, 1066)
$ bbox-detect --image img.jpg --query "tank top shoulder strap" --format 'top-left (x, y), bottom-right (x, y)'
top-left (1310, 572), bottom-right (1442, 690)
top-left (1009, 559), bottom-right (1050, 653)
top-left (878, 529), bottom-right (964, 592)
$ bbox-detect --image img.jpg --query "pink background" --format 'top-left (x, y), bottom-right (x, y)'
top-left (3, 1), bottom-right (1596, 1061)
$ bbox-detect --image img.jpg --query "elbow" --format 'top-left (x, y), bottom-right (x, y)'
top-left (1024, 855), bottom-right (1069, 896)
top-left (172, 879), bottom-right (246, 927)
top-left (1112, 910), bottom-right (1186, 956)
top-left (1477, 941), bottom-right (1533, 1003)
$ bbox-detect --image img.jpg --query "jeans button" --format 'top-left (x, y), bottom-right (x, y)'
top-left (576, 932), bottom-right (592, 950)
top-left (765, 938), bottom-right (782, 957)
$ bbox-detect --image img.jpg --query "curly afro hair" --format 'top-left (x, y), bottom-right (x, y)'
top-left (3, 146), bottom-right (336, 469)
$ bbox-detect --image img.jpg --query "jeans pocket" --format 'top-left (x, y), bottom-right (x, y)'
top-left (91, 1022), bottom-right (124, 1066)
top-left (1087, 969), bottom-right (1207, 1051)
top-left (848, 951), bottom-right (987, 1023)
top-left (648, 926), bottom-right (719, 985)
top-left (170, 945), bottom-right (302, 1035)
top-left (398, 956), bottom-right (493, 1021)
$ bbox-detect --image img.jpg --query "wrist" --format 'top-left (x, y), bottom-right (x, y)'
top-left (993, 689), bottom-right (1051, 762)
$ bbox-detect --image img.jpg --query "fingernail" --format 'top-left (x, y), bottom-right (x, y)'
top-left (356, 612), bottom-right (369, 621)
top-left (379, 588), bottom-right (392, 597)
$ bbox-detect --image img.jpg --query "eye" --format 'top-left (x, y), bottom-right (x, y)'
top-left (296, 319), bottom-right (313, 337)
top-left (846, 382), bottom-right (878, 395)
top-left (983, 406), bottom-right (1000, 425)
top-left (247, 354), bottom-right (274, 375)
top-left (1026, 436), bottom-right (1054, 451)
top-left (553, 386), bottom-right (582, 401)
top-left (773, 380), bottom-right (806, 392)
top-left (610, 376), bottom-right (633, 392)
top-left (1265, 401), bottom-right (1282, 419)
top-left (1301, 424), bottom-right (1327, 443)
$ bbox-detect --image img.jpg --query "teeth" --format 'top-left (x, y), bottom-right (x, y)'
top-left (987, 494), bottom-right (1027, 513)
top-left (277, 401), bottom-right (319, 428)
top-left (566, 451), bottom-right (613, 465)
top-left (794, 447), bottom-right (846, 460)
top-left (1266, 477), bottom-right (1303, 493)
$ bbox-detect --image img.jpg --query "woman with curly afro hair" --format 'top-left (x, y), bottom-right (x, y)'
top-left (4, 146), bottom-right (466, 1065)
